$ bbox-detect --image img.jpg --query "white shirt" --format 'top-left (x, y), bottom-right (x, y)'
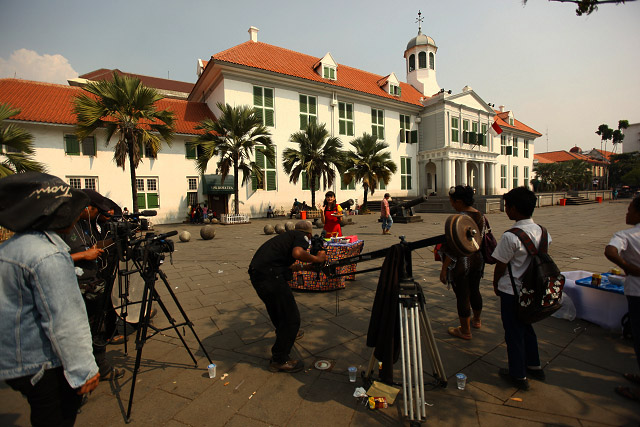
top-left (607, 223), bottom-right (640, 297)
top-left (491, 219), bottom-right (552, 295)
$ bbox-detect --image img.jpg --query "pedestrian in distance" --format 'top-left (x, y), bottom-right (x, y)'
top-left (439, 186), bottom-right (486, 340)
top-left (248, 221), bottom-right (326, 373)
top-left (381, 193), bottom-right (392, 235)
top-left (604, 196), bottom-right (640, 402)
top-left (0, 172), bottom-right (100, 426)
top-left (491, 187), bottom-right (547, 391)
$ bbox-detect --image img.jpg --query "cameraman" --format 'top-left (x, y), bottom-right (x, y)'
top-left (60, 189), bottom-right (124, 381)
top-left (0, 173), bottom-right (99, 426)
top-left (248, 221), bottom-right (326, 373)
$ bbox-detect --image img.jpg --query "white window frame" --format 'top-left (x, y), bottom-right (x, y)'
top-left (400, 114), bottom-right (411, 143)
top-left (371, 108), bottom-right (384, 140)
top-left (501, 135), bottom-right (508, 155)
top-left (513, 136), bottom-right (519, 157)
top-left (513, 166), bottom-right (518, 188)
top-left (401, 157), bottom-right (412, 190)
top-left (451, 116), bottom-right (459, 143)
top-left (137, 177), bottom-right (160, 209)
top-left (323, 65), bottom-right (336, 80)
top-left (64, 134), bottom-right (96, 157)
top-left (338, 102), bottom-right (354, 136)
top-left (253, 86), bottom-right (275, 127)
top-left (524, 166), bottom-right (530, 188)
top-left (501, 165), bottom-right (507, 189)
top-left (253, 145), bottom-right (277, 191)
top-left (187, 176), bottom-right (198, 191)
top-left (67, 176), bottom-right (98, 191)
top-left (524, 139), bottom-right (530, 158)
top-left (299, 94), bottom-right (317, 130)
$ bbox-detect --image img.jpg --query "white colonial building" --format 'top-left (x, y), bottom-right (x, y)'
top-left (0, 24), bottom-right (541, 223)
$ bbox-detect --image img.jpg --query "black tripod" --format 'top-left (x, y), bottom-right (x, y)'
top-left (121, 232), bottom-right (212, 422)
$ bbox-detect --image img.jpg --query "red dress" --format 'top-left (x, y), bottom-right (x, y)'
top-left (323, 206), bottom-right (342, 237)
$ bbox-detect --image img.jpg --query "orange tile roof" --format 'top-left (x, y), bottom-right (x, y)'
top-left (533, 154), bottom-right (554, 164)
top-left (495, 111), bottom-right (542, 137)
top-left (592, 148), bottom-right (615, 160)
top-left (80, 69), bottom-right (194, 94)
top-left (209, 41), bottom-right (424, 107)
top-left (0, 79), bottom-right (214, 135)
top-left (535, 150), bottom-right (603, 164)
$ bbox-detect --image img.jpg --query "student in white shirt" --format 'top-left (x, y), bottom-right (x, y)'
top-left (491, 187), bottom-right (547, 391)
top-left (605, 197), bottom-right (640, 402)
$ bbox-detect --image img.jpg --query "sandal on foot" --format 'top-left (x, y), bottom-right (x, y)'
top-left (615, 386), bottom-right (640, 402)
top-left (447, 326), bottom-right (471, 340)
top-left (623, 373), bottom-right (640, 385)
top-left (472, 319), bottom-right (481, 329)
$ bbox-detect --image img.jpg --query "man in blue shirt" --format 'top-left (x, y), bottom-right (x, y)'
top-left (0, 172), bottom-right (100, 426)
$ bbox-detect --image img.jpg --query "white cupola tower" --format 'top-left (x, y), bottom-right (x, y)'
top-left (404, 11), bottom-right (440, 97)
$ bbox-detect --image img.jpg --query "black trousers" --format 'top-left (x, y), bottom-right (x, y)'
top-left (628, 295), bottom-right (640, 370)
top-left (451, 269), bottom-right (483, 318)
top-left (6, 367), bottom-right (82, 427)
top-left (499, 291), bottom-right (540, 379)
top-left (82, 288), bottom-right (112, 375)
top-left (249, 270), bottom-right (300, 364)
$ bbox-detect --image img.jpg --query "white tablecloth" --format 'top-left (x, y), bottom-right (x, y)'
top-left (561, 270), bottom-right (628, 331)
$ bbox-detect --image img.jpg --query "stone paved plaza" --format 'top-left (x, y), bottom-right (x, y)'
top-left (2, 200), bottom-right (639, 426)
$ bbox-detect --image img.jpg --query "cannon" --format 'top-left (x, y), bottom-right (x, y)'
top-left (390, 195), bottom-right (428, 223)
top-left (339, 199), bottom-right (354, 211)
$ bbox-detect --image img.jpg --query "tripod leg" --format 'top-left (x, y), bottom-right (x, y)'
top-left (398, 302), bottom-right (409, 418)
top-left (412, 304), bottom-right (426, 420)
top-left (409, 303), bottom-right (422, 420)
top-left (419, 304), bottom-right (447, 386)
top-left (157, 270), bottom-right (212, 364)
top-left (401, 303), bottom-right (414, 420)
top-left (125, 275), bottom-right (153, 422)
top-left (364, 351), bottom-right (377, 382)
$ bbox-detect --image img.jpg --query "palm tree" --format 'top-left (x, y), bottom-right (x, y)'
top-left (73, 72), bottom-right (175, 212)
top-left (282, 121), bottom-right (344, 207)
top-left (191, 102), bottom-right (273, 215)
top-left (612, 120), bottom-right (629, 153)
top-left (342, 133), bottom-right (397, 211)
top-left (0, 103), bottom-right (46, 177)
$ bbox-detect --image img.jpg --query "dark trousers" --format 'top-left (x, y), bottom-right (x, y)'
top-left (628, 295), bottom-right (640, 370)
top-left (6, 367), bottom-right (82, 427)
top-left (83, 289), bottom-right (111, 375)
top-left (250, 271), bottom-right (300, 364)
top-left (451, 269), bottom-right (483, 318)
top-left (499, 291), bottom-right (540, 379)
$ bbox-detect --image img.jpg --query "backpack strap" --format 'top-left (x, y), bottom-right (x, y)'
top-left (506, 225), bottom-right (548, 255)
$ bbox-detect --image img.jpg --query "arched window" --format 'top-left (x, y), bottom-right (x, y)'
top-left (429, 52), bottom-right (435, 70)
top-left (418, 52), bottom-right (427, 69)
top-left (408, 54), bottom-right (415, 72)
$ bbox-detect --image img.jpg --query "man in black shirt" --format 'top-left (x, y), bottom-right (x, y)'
top-left (249, 220), bottom-right (326, 373)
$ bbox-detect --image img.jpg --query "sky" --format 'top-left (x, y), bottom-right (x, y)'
top-left (1, 0), bottom-right (639, 153)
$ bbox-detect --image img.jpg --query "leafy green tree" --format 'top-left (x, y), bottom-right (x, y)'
top-left (612, 120), bottom-right (630, 153)
top-left (282, 121), bottom-right (344, 207)
top-left (621, 168), bottom-right (640, 187)
top-left (596, 124), bottom-right (614, 153)
top-left (73, 72), bottom-right (175, 212)
top-left (191, 103), bottom-right (274, 215)
top-left (563, 160), bottom-right (592, 190)
top-left (342, 133), bottom-right (397, 211)
top-left (0, 104), bottom-right (46, 177)
top-left (609, 151), bottom-right (640, 187)
top-left (523, 0), bottom-right (636, 16)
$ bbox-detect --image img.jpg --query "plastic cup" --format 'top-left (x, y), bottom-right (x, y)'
top-left (208, 363), bottom-right (217, 378)
top-left (456, 373), bottom-right (467, 390)
top-left (348, 366), bottom-right (357, 382)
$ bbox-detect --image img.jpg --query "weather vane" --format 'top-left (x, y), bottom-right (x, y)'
top-left (415, 10), bottom-right (423, 34)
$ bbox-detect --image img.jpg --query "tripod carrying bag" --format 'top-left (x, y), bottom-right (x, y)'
top-left (507, 226), bottom-right (565, 324)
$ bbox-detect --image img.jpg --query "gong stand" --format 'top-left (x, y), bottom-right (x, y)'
top-left (324, 214), bottom-right (479, 425)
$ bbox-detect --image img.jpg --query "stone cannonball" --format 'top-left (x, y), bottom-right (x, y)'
top-left (200, 225), bottom-right (216, 240)
top-left (178, 231), bottom-right (191, 242)
top-left (314, 218), bottom-right (323, 228)
top-left (274, 223), bottom-right (286, 234)
top-left (203, 218), bottom-right (211, 224)
top-left (264, 224), bottom-right (275, 235)
top-left (285, 221), bottom-right (295, 231)
top-left (211, 218), bottom-right (219, 224)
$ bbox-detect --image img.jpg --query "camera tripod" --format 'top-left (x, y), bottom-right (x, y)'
top-left (325, 214), bottom-right (480, 425)
top-left (114, 231), bottom-right (212, 422)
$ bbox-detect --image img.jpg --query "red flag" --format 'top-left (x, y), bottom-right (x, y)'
top-left (491, 120), bottom-right (503, 135)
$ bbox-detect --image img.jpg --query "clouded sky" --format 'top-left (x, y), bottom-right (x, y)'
top-left (1, 0), bottom-right (638, 153)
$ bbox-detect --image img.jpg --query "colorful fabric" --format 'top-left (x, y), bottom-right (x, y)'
top-left (289, 240), bottom-right (364, 291)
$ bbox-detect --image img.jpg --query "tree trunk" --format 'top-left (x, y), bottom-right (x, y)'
top-left (362, 185), bottom-right (369, 211)
top-left (233, 163), bottom-right (239, 215)
top-left (310, 171), bottom-right (316, 207)
top-left (128, 134), bottom-right (139, 213)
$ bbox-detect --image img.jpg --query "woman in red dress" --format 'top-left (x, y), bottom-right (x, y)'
top-left (321, 191), bottom-right (343, 237)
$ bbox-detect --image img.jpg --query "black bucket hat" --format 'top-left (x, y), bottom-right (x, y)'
top-left (82, 189), bottom-right (112, 212)
top-left (0, 172), bottom-right (90, 232)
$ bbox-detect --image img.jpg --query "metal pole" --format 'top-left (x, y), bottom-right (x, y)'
top-left (399, 302), bottom-right (409, 417)
top-left (409, 303), bottom-right (421, 419)
top-left (414, 304), bottom-right (426, 419)
top-left (402, 303), bottom-right (414, 420)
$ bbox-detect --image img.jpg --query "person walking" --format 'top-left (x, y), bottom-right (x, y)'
top-left (605, 197), bottom-right (640, 402)
top-left (439, 186), bottom-right (485, 340)
top-left (381, 193), bottom-right (392, 235)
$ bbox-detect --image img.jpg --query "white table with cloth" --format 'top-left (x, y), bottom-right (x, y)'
top-left (561, 270), bottom-right (627, 331)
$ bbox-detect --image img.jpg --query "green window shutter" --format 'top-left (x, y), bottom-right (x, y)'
top-left (379, 180), bottom-right (386, 190)
top-left (266, 170), bottom-right (276, 191)
top-left (371, 125), bottom-right (377, 139)
top-left (147, 193), bottom-right (159, 209)
top-left (65, 135), bottom-right (80, 155)
top-left (309, 97), bottom-right (316, 115)
top-left (338, 102), bottom-right (345, 118)
top-left (266, 153), bottom-right (275, 169)
top-left (264, 109), bottom-right (274, 127)
top-left (309, 116), bottom-right (316, 125)
top-left (81, 137), bottom-right (96, 156)
top-left (185, 144), bottom-right (196, 159)
top-left (300, 115), bottom-right (307, 130)
top-left (255, 149), bottom-right (265, 168)
top-left (253, 86), bottom-right (263, 106)
top-left (406, 159), bottom-right (411, 175)
top-left (251, 173), bottom-right (258, 191)
top-left (371, 109), bottom-right (376, 123)
top-left (411, 130), bottom-right (418, 144)
top-left (339, 121), bottom-right (346, 135)
top-left (255, 108), bottom-right (264, 123)
top-left (401, 158), bottom-right (406, 174)
top-left (400, 129), bottom-right (405, 142)
top-left (264, 88), bottom-right (273, 107)
top-left (340, 177), bottom-right (347, 190)
top-left (347, 122), bottom-right (354, 136)
top-left (137, 193), bottom-right (146, 209)
top-left (401, 176), bottom-right (406, 190)
top-left (505, 146), bottom-right (513, 155)
top-left (346, 103), bottom-right (353, 119)
top-left (299, 95), bottom-right (307, 113)
top-left (302, 171), bottom-right (309, 190)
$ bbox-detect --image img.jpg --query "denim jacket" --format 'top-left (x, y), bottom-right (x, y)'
top-left (0, 230), bottom-right (98, 388)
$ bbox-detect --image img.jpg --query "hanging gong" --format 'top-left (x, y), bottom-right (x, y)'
top-left (444, 214), bottom-right (481, 257)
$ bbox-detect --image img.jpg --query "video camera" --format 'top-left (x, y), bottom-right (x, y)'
top-left (103, 210), bottom-right (169, 263)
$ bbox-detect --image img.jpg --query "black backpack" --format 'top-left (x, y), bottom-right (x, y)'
top-left (507, 226), bottom-right (565, 324)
